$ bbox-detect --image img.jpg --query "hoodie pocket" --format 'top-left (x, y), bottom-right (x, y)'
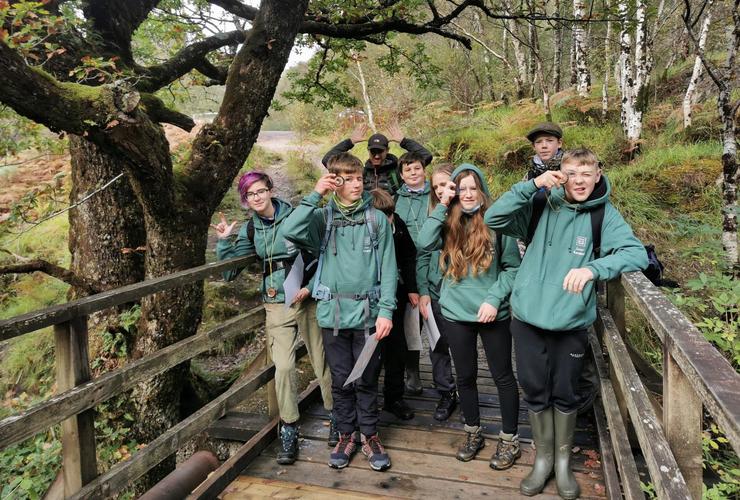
top-left (511, 278), bottom-right (590, 330)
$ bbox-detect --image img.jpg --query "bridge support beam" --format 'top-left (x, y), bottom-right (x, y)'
top-left (664, 341), bottom-right (703, 499)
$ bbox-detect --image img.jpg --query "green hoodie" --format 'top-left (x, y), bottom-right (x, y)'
top-left (216, 198), bottom-right (306, 304)
top-left (417, 164), bottom-right (521, 323)
top-left (395, 181), bottom-right (430, 244)
top-left (282, 190), bottom-right (398, 330)
top-left (416, 248), bottom-right (443, 300)
top-left (484, 175), bottom-right (648, 331)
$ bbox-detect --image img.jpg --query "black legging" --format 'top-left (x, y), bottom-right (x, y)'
top-left (441, 317), bottom-right (520, 434)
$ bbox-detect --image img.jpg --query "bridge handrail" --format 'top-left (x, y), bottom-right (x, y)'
top-left (602, 271), bottom-right (740, 499)
top-left (0, 255), bottom-right (254, 341)
top-left (0, 255), bottom-right (268, 498)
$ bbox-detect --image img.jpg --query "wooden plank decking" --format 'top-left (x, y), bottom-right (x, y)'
top-left (224, 339), bottom-right (608, 499)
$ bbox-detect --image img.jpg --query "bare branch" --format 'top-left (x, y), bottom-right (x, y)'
top-left (135, 30), bottom-right (248, 92)
top-left (0, 259), bottom-right (102, 295)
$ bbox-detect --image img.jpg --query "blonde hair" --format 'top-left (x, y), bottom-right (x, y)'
top-left (561, 148), bottom-right (600, 169)
top-left (440, 170), bottom-right (494, 280)
top-left (429, 162), bottom-right (454, 213)
top-left (328, 152), bottom-right (363, 175)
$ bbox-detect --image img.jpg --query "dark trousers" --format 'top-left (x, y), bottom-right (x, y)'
top-left (381, 303), bottom-right (408, 403)
top-left (510, 318), bottom-right (589, 413)
top-left (441, 317), bottom-right (519, 434)
top-left (429, 300), bottom-right (455, 392)
top-left (321, 328), bottom-right (382, 436)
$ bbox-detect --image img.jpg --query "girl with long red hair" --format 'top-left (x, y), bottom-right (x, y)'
top-left (417, 163), bottom-right (522, 469)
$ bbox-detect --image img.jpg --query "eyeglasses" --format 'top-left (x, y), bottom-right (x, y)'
top-left (245, 188), bottom-right (270, 200)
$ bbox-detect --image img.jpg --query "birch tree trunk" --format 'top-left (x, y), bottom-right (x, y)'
top-left (683, 2), bottom-right (713, 128)
top-left (554, 0), bottom-right (563, 93)
top-left (682, 0), bottom-right (739, 269)
top-left (573, 0), bottom-right (591, 97)
top-left (602, 0), bottom-right (612, 119)
top-left (350, 52), bottom-right (377, 133)
top-left (503, 0), bottom-right (529, 98)
top-left (618, 0), bottom-right (637, 140)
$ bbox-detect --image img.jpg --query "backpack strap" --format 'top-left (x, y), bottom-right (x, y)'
top-left (364, 205), bottom-right (382, 284)
top-left (525, 190), bottom-right (548, 244)
top-left (589, 204), bottom-right (605, 258)
top-left (246, 219), bottom-right (255, 244)
top-left (311, 205), bottom-right (334, 300)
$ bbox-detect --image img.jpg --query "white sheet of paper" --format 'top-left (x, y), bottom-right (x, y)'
top-left (403, 303), bottom-right (423, 351)
top-left (344, 333), bottom-right (379, 387)
top-left (423, 302), bottom-right (441, 351)
top-left (282, 253), bottom-right (304, 310)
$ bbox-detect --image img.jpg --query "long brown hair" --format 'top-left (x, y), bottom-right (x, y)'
top-left (440, 170), bottom-right (494, 280)
top-left (429, 163), bottom-right (454, 213)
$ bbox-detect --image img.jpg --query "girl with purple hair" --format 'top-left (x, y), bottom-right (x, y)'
top-left (212, 171), bottom-right (337, 464)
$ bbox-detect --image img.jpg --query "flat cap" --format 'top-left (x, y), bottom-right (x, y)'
top-left (526, 122), bottom-right (563, 142)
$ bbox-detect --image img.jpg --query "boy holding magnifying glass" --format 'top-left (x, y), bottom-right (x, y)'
top-left (485, 149), bottom-right (647, 498)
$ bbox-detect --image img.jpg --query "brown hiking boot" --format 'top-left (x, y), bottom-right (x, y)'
top-left (489, 431), bottom-right (521, 470)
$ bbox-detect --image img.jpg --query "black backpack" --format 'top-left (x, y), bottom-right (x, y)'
top-left (643, 244), bottom-right (666, 286)
top-left (526, 191), bottom-right (605, 257)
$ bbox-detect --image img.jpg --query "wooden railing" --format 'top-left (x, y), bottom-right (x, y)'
top-left (0, 256), bottom-right (307, 498)
top-left (2, 259), bottom-right (738, 499)
top-left (594, 272), bottom-right (740, 500)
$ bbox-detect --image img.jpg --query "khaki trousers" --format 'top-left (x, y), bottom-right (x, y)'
top-left (264, 300), bottom-right (333, 423)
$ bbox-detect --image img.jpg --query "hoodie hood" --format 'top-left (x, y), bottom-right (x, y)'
top-left (251, 198), bottom-right (292, 229)
top-left (397, 181), bottom-right (431, 197)
top-left (451, 163), bottom-right (491, 197)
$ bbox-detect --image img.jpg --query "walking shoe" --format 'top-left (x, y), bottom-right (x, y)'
top-left (327, 412), bottom-right (339, 447)
top-left (384, 398), bottom-right (415, 420)
top-left (361, 433), bottom-right (391, 471)
top-left (276, 421), bottom-right (299, 465)
top-left (456, 425), bottom-right (485, 462)
top-left (328, 432), bottom-right (357, 469)
top-left (433, 390), bottom-right (458, 421)
top-left (404, 350), bottom-right (423, 396)
top-left (489, 431), bottom-right (521, 470)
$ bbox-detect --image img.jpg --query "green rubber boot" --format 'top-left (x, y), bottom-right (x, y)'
top-left (520, 408), bottom-right (554, 496)
top-left (554, 409), bottom-right (580, 499)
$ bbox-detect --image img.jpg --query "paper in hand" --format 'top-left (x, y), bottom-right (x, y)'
top-left (282, 253), bottom-right (304, 310)
top-left (403, 303), bottom-right (423, 351)
top-left (343, 333), bottom-right (379, 387)
top-left (423, 302), bottom-right (441, 351)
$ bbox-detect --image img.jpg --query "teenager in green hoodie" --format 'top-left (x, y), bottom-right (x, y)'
top-left (282, 153), bottom-right (398, 472)
top-left (485, 149), bottom-right (648, 498)
top-left (417, 163), bottom-right (522, 470)
top-left (213, 171), bottom-right (335, 466)
top-left (407, 160), bottom-right (458, 421)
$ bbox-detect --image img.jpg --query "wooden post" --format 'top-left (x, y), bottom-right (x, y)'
top-left (664, 338), bottom-right (703, 499)
top-left (607, 278), bottom-right (626, 336)
top-left (55, 316), bottom-right (97, 496)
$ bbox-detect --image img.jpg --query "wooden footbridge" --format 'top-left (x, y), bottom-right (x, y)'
top-left (1, 256), bottom-right (738, 499)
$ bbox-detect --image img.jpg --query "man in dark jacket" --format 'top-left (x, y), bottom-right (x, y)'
top-left (322, 122), bottom-right (433, 197)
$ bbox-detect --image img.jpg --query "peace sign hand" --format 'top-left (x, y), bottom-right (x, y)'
top-left (211, 212), bottom-right (238, 239)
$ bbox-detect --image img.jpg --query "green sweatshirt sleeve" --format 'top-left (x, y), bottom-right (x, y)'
top-left (417, 204), bottom-right (447, 252)
top-left (484, 180), bottom-right (538, 240)
top-left (416, 249), bottom-right (431, 296)
top-left (483, 235), bottom-right (521, 309)
top-left (215, 222), bottom-right (255, 281)
top-left (377, 214), bottom-right (398, 320)
top-left (282, 191), bottom-right (325, 254)
top-left (585, 204), bottom-right (648, 281)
